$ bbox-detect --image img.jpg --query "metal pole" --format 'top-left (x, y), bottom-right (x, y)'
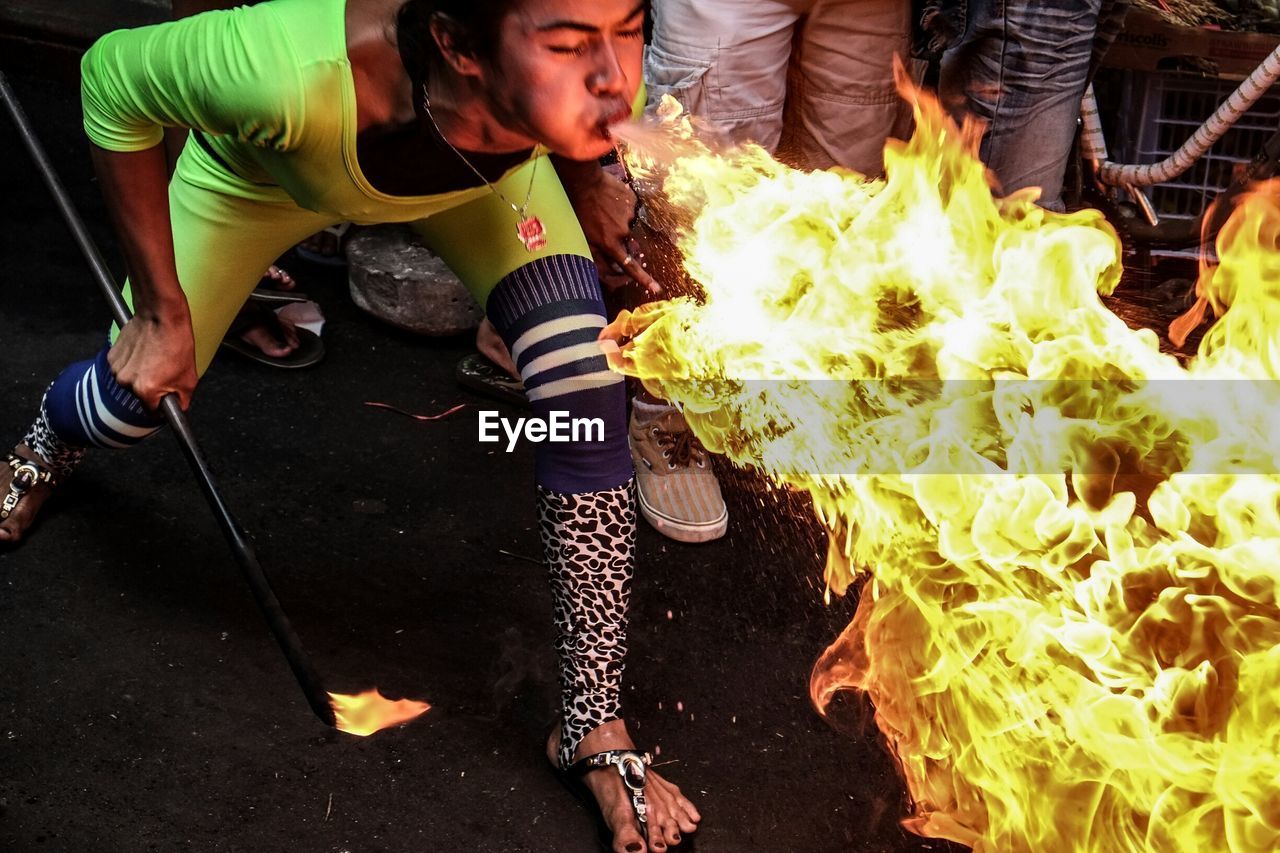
top-left (0, 70), bottom-right (336, 728)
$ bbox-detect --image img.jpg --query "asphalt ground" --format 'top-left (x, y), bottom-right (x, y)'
top-left (0, 53), bottom-right (973, 853)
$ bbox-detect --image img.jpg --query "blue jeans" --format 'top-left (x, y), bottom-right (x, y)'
top-left (935, 0), bottom-right (1129, 210)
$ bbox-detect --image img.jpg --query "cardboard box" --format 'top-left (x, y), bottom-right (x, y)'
top-left (1105, 9), bottom-right (1280, 79)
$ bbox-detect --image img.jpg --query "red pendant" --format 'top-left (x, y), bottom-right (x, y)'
top-left (516, 216), bottom-right (547, 251)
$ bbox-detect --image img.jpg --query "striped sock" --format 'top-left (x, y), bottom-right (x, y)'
top-left (41, 346), bottom-right (164, 451)
top-left (487, 255), bottom-right (632, 494)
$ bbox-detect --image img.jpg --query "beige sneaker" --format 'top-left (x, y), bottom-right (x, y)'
top-left (629, 401), bottom-right (728, 543)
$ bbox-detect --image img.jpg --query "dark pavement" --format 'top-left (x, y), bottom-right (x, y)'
top-left (0, 52), bottom-right (963, 853)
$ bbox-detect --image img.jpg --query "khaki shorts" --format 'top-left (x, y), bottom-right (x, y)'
top-left (645, 0), bottom-right (912, 175)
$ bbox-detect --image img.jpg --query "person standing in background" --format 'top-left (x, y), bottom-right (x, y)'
top-left (632, 0), bottom-right (912, 544)
top-left (928, 0), bottom-right (1131, 211)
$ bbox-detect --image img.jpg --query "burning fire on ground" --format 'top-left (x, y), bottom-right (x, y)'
top-left (608, 84), bottom-right (1280, 851)
top-left (328, 689), bottom-right (430, 737)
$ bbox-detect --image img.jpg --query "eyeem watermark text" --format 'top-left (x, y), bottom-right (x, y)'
top-left (478, 410), bottom-right (604, 452)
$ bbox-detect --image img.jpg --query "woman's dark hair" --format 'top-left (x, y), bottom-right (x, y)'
top-left (396, 0), bottom-right (521, 89)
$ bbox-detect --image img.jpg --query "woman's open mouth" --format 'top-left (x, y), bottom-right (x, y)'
top-left (597, 106), bottom-right (633, 140)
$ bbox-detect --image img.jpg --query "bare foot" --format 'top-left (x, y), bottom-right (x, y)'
top-left (0, 445), bottom-right (56, 545)
top-left (548, 720), bottom-right (701, 853)
top-left (237, 310), bottom-right (301, 358)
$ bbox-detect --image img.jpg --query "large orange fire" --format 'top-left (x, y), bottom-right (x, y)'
top-left (608, 86), bottom-right (1280, 851)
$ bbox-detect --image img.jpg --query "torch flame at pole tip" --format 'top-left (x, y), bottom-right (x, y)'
top-left (327, 689), bottom-right (430, 736)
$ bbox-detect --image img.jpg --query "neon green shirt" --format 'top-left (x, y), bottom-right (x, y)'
top-left (80, 0), bottom-right (544, 223)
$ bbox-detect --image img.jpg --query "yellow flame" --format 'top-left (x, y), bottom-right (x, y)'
top-left (609, 85), bottom-right (1280, 851)
top-left (328, 689), bottom-right (430, 737)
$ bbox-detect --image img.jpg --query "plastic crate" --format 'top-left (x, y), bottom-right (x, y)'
top-left (1111, 70), bottom-right (1280, 242)
top-left (1114, 70), bottom-right (1280, 253)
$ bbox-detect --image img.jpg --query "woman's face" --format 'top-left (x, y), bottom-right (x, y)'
top-left (485, 0), bottom-right (645, 159)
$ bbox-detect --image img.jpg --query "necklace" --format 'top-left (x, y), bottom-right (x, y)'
top-left (421, 84), bottom-right (546, 251)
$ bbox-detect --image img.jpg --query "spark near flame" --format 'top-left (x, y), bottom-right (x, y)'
top-left (608, 78), bottom-right (1280, 852)
top-left (328, 689), bottom-right (430, 737)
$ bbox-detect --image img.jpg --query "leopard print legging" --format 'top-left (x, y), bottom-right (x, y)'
top-left (21, 393), bottom-right (86, 480)
top-left (537, 480), bottom-right (637, 769)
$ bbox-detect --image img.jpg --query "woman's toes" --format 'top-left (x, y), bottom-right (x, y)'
top-left (646, 812), bottom-right (666, 842)
top-left (676, 797), bottom-right (700, 830)
top-left (608, 807), bottom-right (644, 853)
top-left (240, 325), bottom-right (296, 357)
top-left (264, 264), bottom-right (296, 289)
top-left (651, 778), bottom-right (698, 836)
top-left (636, 790), bottom-right (677, 850)
top-left (651, 797), bottom-right (685, 846)
top-left (667, 789), bottom-right (701, 828)
top-left (0, 500), bottom-right (37, 544)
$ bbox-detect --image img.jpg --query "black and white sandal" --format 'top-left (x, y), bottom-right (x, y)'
top-left (2, 453), bottom-right (55, 522)
top-left (561, 749), bottom-right (652, 849)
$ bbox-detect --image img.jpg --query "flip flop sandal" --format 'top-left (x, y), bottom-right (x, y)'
top-left (249, 285), bottom-right (310, 305)
top-left (221, 327), bottom-right (324, 369)
top-left (557, 749), bottom-right (655, 852)
top-left (456, 353), bottom-right (528, 408)
top-left (295, 222), bottom-right (351, 267)
top-left (1, 453), bottom-right (56, 536)
top-left (220, 305), bottom-right (325, 369)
